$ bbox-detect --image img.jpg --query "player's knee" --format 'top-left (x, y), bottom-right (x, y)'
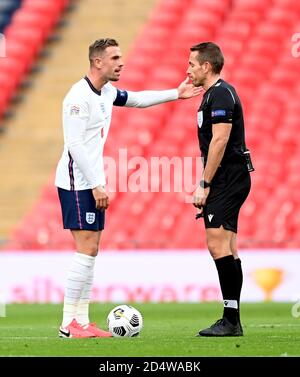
top-left (85, 239), bottom-right (98, 255)
top-left (75, 233), bottom-right (99, 256)
top-left (86, 242), bottom-right (98, 256)
top-left (206, 238), bottom-right (231, 259)
top-left (207, 240), bottom-right (221, 259)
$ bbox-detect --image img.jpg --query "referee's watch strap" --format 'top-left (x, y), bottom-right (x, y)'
top-left (199, 180), bottom-right (211, 188)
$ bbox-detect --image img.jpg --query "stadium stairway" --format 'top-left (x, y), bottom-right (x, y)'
top-left (0, 0), bottom-right (157, 246)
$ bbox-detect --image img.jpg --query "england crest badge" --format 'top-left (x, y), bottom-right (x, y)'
top-left (86, 212), bottom-right (96, 224)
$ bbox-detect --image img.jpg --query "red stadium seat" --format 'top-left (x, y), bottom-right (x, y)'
top-left (191, 0), bottom-right (231, 18)
top-left (4, 25), bottom-right (44, 54)
top-left (221, 21), bottom-right (253, 41)
top-left (11, 9), bottom-right (54, 40)
top-left (150, 66), bottom-right (183, 87)
top-left (23, 0), bottom-right (69, 12)
top-left (273, 0), bottom-right (300, 11)
top-left (0, 72), bottom-right (18, 104)
top-left (184, 9), bottom-right (223, 27)
top-left (267, 8), bottom-right (298, 28)
top-left (234, 0), bottom-right (272, 12)
top-left (271, 68), bottom-right (297, 89)
top-left (0, 0), bottom-right (68, 128)
top-left (5, 37), bottom-right (37, 66)
top-left (22, 0), bottom-right (61, 23)
top-left (0, 56), bottom-right (27, 82)
top-left (255, 23), bottom-right (288, 43)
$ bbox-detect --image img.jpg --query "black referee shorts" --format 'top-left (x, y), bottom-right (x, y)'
top-left (203, 162), bottom-right (251, 233)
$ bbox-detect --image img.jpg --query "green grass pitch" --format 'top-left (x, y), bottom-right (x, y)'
top-left (0, 303), bottom-right (299, 356)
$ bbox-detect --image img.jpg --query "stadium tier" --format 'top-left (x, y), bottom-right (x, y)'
top-left (0, 0), bottom-right (69, 122)
top-left (2, 0), bottom-right (300, 250)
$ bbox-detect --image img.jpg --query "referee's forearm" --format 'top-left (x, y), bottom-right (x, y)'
top-left (203, 139), bottom-right (227, 182)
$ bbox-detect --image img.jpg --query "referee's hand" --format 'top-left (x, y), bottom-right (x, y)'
top-left (92, 186), bottom-right (109, 210)
top-left (193, 185), bottom-right (210, 210)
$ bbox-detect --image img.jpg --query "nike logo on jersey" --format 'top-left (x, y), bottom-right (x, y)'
top-left (208, 214), bottom-right (214, 222)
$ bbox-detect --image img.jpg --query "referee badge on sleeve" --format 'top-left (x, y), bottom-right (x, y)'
top-left (197, 111), bottom-right (203, 128)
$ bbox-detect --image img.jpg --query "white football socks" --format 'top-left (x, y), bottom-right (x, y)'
top-left (76, 260), bottom-right (95, 326)
top-left (62, 252), bottom-right (95, 328)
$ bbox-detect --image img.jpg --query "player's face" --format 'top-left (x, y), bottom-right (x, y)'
top-left (187, 51), bottom-right (208, 87)
top-left (97, 46), bottom-right (124, 81)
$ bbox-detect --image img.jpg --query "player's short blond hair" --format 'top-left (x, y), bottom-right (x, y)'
top-left (89, 38), bottom-right (119, 63)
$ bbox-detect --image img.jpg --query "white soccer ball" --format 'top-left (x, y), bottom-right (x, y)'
top-left (107, 305), bottom-right (143, 337)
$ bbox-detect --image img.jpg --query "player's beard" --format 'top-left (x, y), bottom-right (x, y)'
top-left (108, 72), bottom-right (121, 81)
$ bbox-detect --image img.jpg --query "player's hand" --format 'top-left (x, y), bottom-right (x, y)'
top-left (177, 77), bottom-right (202, 99)
top-left (193, 185), bottom-right (210, 211)
top-left (92, 186), bottom-right (109, 210)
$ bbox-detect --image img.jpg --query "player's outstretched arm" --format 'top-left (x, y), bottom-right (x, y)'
top-left (117, 78), bottom-right (201, 108)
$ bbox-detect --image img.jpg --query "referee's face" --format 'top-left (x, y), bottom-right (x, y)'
top-left (97, 46), bottom-right (124, 82)
top-left (187, 51), bottom-right (207, 87)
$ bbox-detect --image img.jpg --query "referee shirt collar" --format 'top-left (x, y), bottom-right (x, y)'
top-left (205, 78), bottom-right (223, 94)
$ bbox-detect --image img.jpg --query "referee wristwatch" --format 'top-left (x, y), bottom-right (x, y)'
top-left (199, 179), bottom-right (211, 189)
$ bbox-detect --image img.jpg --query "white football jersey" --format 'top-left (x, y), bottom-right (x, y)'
top-left (55, 77), bottom-right (178, 191)
top-left (55, 77), bottom-right (124, 190)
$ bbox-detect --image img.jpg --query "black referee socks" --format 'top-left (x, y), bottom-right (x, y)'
top-left (215, 255), bottom-right (240, 325)
top-left (235, 258), bottom-right (243, 306)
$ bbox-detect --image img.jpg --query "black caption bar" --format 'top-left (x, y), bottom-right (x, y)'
top-left (1, 357), bottom-right (300, 376)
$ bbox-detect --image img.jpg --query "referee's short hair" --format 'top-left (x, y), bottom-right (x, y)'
top-left (190, 42), bottom-right (224, 74)
top-left (89, 38), bottom-right (119, 62)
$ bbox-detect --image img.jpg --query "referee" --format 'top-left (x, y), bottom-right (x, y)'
top-left (187, 42), bottom-right (252, 336)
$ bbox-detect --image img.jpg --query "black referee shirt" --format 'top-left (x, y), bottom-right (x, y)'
top-left (197, 79), bottom-right (246, 164)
